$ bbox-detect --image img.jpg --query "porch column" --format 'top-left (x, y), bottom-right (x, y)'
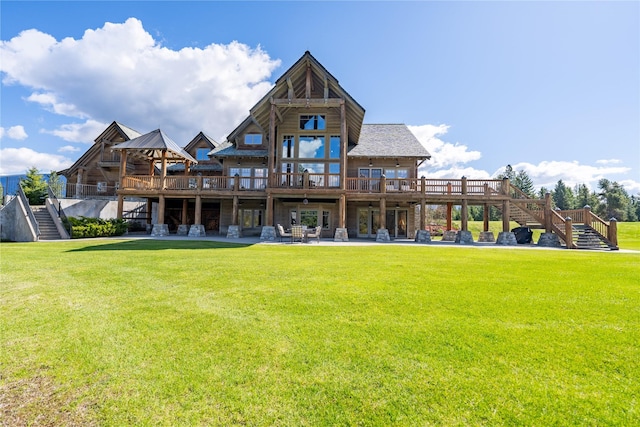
top-left (420, 199), bottom-right (427, 230)
top-left (446, 203), bottom-right (453, 231)
top-left (232, 196), bottom-right (239, 225)
top-left (340, 101), bottom-right (347, 190)
top-left (151, 195), bottom-right (169, 236)
top-left (265, 194), bottom-right (273, 226)
top-left (75, 167), bottom-right (84, 198)
top-left (194, 195), bottom-right (202, 225)
top-left (268, 103), bottom-right (276, 187)
top-left (158, 195), bottom-right (165, 225)
top-left (379, 198), bottom-right (386, 229)
top-left (117, 195), bottom-right (124, 219)
top-left (116, 152), bottom-right (127, 219)
top-left (339, 194), bottom-right (346, 228)
top-left (502, 200), bottom-right (510, 232)
top-left (460, 177), bottom-right (468, 231)
top-left (160, 150), bottom-right (167, 190)
top-left (483, 203), bottom-right (490, 232)
top-left (146, 198), bottom-right (152, 225)
top-left (544, 192), bottom-right (552, 232)
top-left (182, 199), bottom-right (189, 225)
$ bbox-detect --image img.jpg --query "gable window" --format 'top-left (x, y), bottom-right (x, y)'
top-left (329, 136), bottom-right (340, 159)
top-left (244, 134), bottom-right (262, 145)
top-left (300, 115), bottom-right (325, 130)
top-left (299, 136), bottom-right (325, 159)
top-left (196, 148), bottom-right (210, 161)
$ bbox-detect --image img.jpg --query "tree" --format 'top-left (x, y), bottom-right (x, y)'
top-left (20, 167), bottom-right (47, 205)
top-left (597, 179), bottom-right (630, 221)
top-left (48, 170), bottom-right (63, 198)
top-left (552, 180), bottom-right (575, 210)
top-left (574, 183), bottom-right (600, 211)
top-left (497, 165), bottom-right (535, 198)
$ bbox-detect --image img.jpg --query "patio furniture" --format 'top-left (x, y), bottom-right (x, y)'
top-left (291, 225), bottom-right (305, 243)
top-left (305, 226), bottom-right (322, 243)
top-left (277, 224), bottom-right (291, 242)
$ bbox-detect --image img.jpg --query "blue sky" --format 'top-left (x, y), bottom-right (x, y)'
top-left (1, 1), bottom-right (638, 193)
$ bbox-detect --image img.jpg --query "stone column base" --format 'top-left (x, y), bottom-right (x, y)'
top-left (478, 231), bottom-right (495, 243)
top-left (455, 230), bottom-right (474, 244)
top-left (414, 230), bottom-right (432, 243)
top-left (376, 228), bottom-right (391, 242)
top-left (537, 232), bottom-right (561, 248)
top-left (442, 230), bottom-right (457, 241)
top-left (151, 224), bottom-right (169, 237)
top-left (334, 227), bottom-right (349, 242)
top-left (226, 225), bottom-right (241, 239)
top-left (260, 226), bottom-right (276, 241)
top-left (177, 224), bottom-right (189, 235)
top-left (188, 224), bottom-right (206, 238)
top-left (496, 231), bottom-right (517, 245)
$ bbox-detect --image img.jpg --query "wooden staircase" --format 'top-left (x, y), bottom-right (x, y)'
top-left (572, 224), bottom-right (618, 251)
top-left (32, 206), bottom-right (63, 240)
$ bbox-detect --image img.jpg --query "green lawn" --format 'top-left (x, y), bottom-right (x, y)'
top-left (1, 239), bottom-right (639, 426)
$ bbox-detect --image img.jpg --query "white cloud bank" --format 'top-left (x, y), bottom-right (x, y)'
top-left (1, 17), bottom-right (280, 148)
top-left (409, 124), bottom-right (639, 194)
top-left (0, 147), bottom-right (73, 175)
top-left (0, 125), bottom-right (28, 140)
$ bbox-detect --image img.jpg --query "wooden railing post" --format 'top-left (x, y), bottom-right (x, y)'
top-left (502, 178), bottom-right (510, 196)
top-left (565, 216), bottom-right (574, 249)
top-left (421, 176), bottom-right (426, 196)
top-left (303, 169), bottom-right (309, 190)
top-left (608, 218), bottom-right (618, 247)
top-left (381, 175), bottom-right (387, 194)
top-left (233, 173), bottom-right (240, 192)
top-left (544, 193), bottom-right (552, 233)
top-left (583, 205), bottom-right (591, 226)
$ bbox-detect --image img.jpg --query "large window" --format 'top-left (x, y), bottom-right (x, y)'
top-left (290, 208), bottom-right (331, 229)
top-left (299, 136), bottom-right (325, 159)
top-left (282, 135), bottom-right (294, 158)
top-left (329, 136), bottom-right (340, 159)
top-left (244, 134), bottom-right (262, 145)
top-left (300, 115), bottom-right (325, 130)
top-left (229, 167), bottom-right (267, 189)
top-left (241, 209), bottom-right (263, 228)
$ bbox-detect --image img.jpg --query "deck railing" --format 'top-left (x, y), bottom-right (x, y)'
top-left (65, 182), bottom-right (118, 198)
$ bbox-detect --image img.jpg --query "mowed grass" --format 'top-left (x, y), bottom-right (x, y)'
top-left (1, 239), bottom-right (639, 426)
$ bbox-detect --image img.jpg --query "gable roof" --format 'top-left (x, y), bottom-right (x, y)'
top-left (244, 51), bottom-right (366, 146)
top-left (112, 129), bottom-right (197, 163)
top-left (183, 131), bottom-right (219, 152)
top-left (348, 124), bottom-right (431, 159)
top-left (208, 141), bottom-right (268, 158)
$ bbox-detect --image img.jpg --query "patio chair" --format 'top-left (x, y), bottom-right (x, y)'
top-left (277, 224), bottom-right (291, 242)
top-left (291, 225), bottom-right (304, 243)
top-left (305, 226), bottom-right (322, 243)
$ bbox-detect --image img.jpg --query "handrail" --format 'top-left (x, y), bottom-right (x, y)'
top-left (48, 185), bottom-right (71, 238)
top-left (17, 184), bottom-right (40, 237)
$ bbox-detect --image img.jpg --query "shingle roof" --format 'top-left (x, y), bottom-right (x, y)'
top-left (208, 141), bottom-right (268, 158)
top-left (112, 129), bottom-right (197, 163)
top-left (348, 124), bottom-right (430, 159)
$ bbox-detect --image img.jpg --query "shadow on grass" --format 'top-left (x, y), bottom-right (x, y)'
top-left (66, 239), bottom-right (252, 252)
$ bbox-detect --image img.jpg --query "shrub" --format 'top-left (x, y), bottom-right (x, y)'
top-left (64, 217), bottom-right (128, 238)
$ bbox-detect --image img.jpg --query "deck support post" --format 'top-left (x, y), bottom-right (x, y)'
top-left (268, 103), bottom-right (276, 187)
top-left (544, 192), bottom-right (552, 232)
top-left (182, 199), bottom-right (188, 225)
top-left (483, 203), bottom-right (490, 232)
top-left (340, 101), bottom-right (347, 190)
top-left (379, 198), bottom-right (386, 229)
top-left (265, 194), bottom-right (273, 226)
top-left (446, 203), bottom-right (453, 231)
top-left (339, 194), bottom-right (346, 228)
top-left (565, 216), bottom-right (574, 249)
top-left (232, 195), bottom-right (239, 226)
top-left (502, 200), bottom-right (510, 232)
top-left (460, 176), bottom-right (468, 231)
top-left (194, 195), bottom-right (202, 225)
top-left (420, 199), bottom-right (426, 231)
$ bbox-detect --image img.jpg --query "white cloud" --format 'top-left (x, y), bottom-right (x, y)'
top-left (596, 159), bottom-right (622, 165)
top-left (43, 120), bottom-right (110, 144)
top-left (408, 124), bottom-right (481, 170)
top-left (0, 147), bottom-right (73, 175)
top-left (58, 145), bottom-right (81, 153)
top-left (0, 125), bottom-right (28, 140)
top-left (499, 160), bottom-right (632, 190)
top-left (0, 18), bottom-right (281, 144)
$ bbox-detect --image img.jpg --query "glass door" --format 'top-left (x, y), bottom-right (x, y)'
top-left (357, 208), bottom-right (380, 238)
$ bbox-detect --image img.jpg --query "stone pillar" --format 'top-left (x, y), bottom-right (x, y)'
top-left (260, 225), bottom-right (276, 241)
top-left (478, 231), bottom-right (495, 242)
top-left (496, 231), bottom-right (517, 245)
top-left (226, 224), bottom-right (240, 238)
top-left (455, 230), bottom-right (474, 244)
top-left (442, 230), bottom-right (457, 241)
top-left (538, 232), bottom-right (561, 247)
top-left (177, 224), bottom-right (189, 235)
top-left (414, 229), bottom-right (431, 243)
top-left (376, 228), bottom-right (391, 242)
top-left (188, 224), bottom-right (206, 237)
top-left (334, 227), bottom-right (349, 242)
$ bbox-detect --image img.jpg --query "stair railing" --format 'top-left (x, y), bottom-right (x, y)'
top-left (47, 186), bottom-right (72, 238)
top-left (17, 184), bottom-right (40, 238)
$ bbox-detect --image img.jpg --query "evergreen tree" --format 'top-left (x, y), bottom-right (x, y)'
top-left (597, 179), bottom-right (630, 220)
top-left (552, 180), bottom-right (575, 210)
top-left (48, 170), bottom-right (63, 198)
top-left (514, 170), bottom-right (535, 198)
top-left (20, 167), bottom-right (47, 205)
top-left (574, 183), bottom-right (600, 211)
